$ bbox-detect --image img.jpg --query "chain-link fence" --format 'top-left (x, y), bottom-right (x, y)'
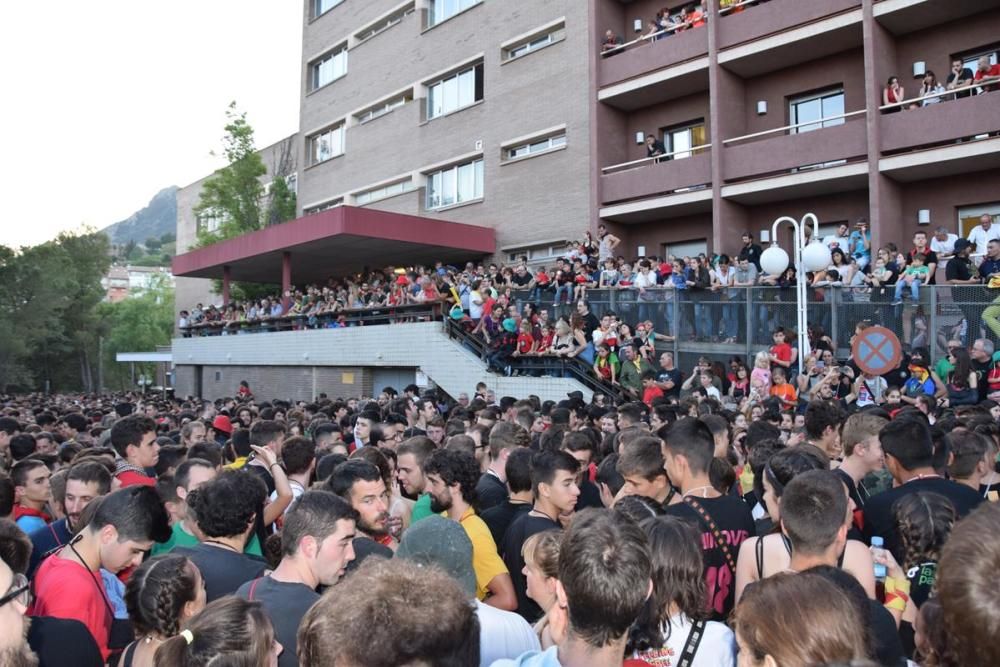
top-left (516, 285), bottom-right (998, 366)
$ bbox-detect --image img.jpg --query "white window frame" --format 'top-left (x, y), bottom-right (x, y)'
top-left (662, 239), bottom-right (708, 261)
top-left (304, 198), bottom-right (344, 215)
top-left (356, 92), bottom-right (413, 124)
top-left (308, 124), bottom-right (345, 165)
top-left (505, 241), bottom-right (567, 264)
top-left (313, 0), bottom-right (344, 19)
top-left (427, 0), bottom-right (482, 28)
top-left (426, 63), bottom-right (483, 120)
top-left (310, 45), bottom-right (348, 91)
top-left (502, 22), bottom-right (566, 62)
top-left (504, 133), bottom-right (566, 161)
top-left (196, 208), bottom-right (227, 234)
top-left (354, 179), bottom-right (416, 205)
top-left (788, 88), bottom-right (845, 135)
top-left (426, 158), bottom-right (484, 210)
top-left (356, 4), bottom-right (416, 42)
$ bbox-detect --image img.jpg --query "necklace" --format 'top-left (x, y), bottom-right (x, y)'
top-left (529, 508), bottom-right (558, 523)
top-left (905, 473), bottom-right (942, 484)
top-left (682, 485), bottom-right (716, 498)
top-left (203, 539), bottom-right (240, 553)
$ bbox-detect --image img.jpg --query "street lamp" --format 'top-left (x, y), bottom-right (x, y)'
top-left (759, 213), bottom-right (832, 374)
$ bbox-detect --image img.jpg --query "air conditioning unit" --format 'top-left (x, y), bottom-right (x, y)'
top-left (475, 139), bottom-right (483, 151)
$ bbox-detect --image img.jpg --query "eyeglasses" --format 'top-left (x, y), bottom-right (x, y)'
top-left (0, 574), bottom-right (31, 609)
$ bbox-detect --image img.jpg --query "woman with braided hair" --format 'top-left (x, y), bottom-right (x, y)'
top-left (153, 597), bottom-right (280, 667)
top-left (120, 555), bottom-right (206, 667)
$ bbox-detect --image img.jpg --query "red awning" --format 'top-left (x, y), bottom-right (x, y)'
top-left (171, 206), bottom-right (496, 284)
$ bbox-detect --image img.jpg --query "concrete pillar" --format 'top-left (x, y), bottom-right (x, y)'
top-left (282, 252), bottom-right (292, 310)
top-left (222, 265), bottom-right (231, 306)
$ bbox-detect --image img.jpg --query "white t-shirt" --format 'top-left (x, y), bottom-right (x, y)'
top-left (856, 376), bottom-right (888, 407)
top-left (476, 599), bottom-right (540, 667)
top-left (823, 234), bottom-right (850, 250)
top-left (930, 233), bottom-right (958, 256)
top-left (470, 290), bottom-right (484, 319)
top-left (633, 614), bottom-right (736, 667)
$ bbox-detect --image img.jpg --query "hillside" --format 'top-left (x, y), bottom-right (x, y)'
top-left (101, 186), bottom-right (178, 246)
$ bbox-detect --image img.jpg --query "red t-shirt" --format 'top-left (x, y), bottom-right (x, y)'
top-left (31, 555), bottom-right (112, 661)
top-left (770, 383), bottom-right (798, 406)
top-left (116, 470), bottom-right (156, 488)
top-left (643, 385), bottom-right (665, 407)
top-left (537, 333), bottom-right (553, 353)
top-left (517, 333), bottom-right (534, 354)
top-left (535, 271), bottom-right (550, 285)
top-left (770, 342), bottom-right (792, 364)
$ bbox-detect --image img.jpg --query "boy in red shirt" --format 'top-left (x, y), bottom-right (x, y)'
top-left (769, 327), bottom-right (793, 371)
top-left (110, 415), bottom-right (160, 488)
top-left (31, 486), bottom-right (170, 662)
top-left (641, 371), bottom-right (665, 407)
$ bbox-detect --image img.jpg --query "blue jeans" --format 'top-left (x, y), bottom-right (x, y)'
top-left (894, 279), bottom-right (921, 301)
top-left (554, 283), bottom-right (573, 305)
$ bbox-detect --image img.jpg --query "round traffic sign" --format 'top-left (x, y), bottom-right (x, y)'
top-left (851, 326), bottom-right (902, 377)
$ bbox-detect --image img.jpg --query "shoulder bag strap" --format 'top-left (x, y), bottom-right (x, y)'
top-left (683, 496), bottom-right (738, 574)
top-left (678, 618), bottom-right (707, 667)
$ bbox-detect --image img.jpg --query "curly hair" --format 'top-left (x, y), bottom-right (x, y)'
top-left (126, 555), bottom-right (201, 638)
top-left (423, 449), bottom-right (481, 510)
top-left (186, 470), bottom-right (266, 538)
top-left (892, 491), bottom-right (956, 570)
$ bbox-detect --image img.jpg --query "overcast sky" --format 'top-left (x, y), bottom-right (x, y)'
top-left (0, 1), bottom-right (302, 248)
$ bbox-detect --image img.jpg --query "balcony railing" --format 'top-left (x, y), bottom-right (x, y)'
top-left (510, 284), bottom-right (992, 364)
top-left (601, 144), bottom-right (712, 175)
top-left (179, 302), bottom-right (442, 337)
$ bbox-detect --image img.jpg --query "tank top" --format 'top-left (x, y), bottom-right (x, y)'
top-left (754, 534), bottom-right (845, 579)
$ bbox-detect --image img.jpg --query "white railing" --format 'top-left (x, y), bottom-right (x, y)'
top-left (878, 77), bottom-right (1000, 112)
top-left (600, 18), bottom-right (702, 57)
top-left (601, 144), bottom-right (712, 175)
top-left (722, 109), bottom-right (867, 145)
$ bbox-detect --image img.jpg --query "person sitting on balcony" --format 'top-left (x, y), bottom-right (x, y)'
top-left (882, 76), bottom-right (905, 113)
top-left (892, 253), bottom-right (930, 306)
top-left (931, 226), bottom-right (959, 260)
top-left (946, 58), bottom-right (975, 98)
top-left (645, 134), bottom-right (666, 163)
top-left (601, 29), bottom-right (623, 55)
top-left (973, 55), bottom-right (1000, 93)
top-left (919, 70), bottom-right (946, 106)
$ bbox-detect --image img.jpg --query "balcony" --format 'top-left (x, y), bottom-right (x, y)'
top-left (601, 151), bottom-right (712, 206)
top-left (874, 0), bottom-right (1000, 36)
top-left (598, 29), bottom-right (709, 111)
top-left (717, 0), bottom-right (862, 78)
top-left (723, 114), bottom-right (868, 183)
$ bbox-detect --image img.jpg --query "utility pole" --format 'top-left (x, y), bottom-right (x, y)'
top-left (97, 335), bottom-right (104, 394)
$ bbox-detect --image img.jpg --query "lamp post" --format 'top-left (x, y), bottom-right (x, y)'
top-left (759, 213), bottom-right (832, 375)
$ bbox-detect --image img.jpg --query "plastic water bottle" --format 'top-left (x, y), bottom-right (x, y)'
top-left (872, 536), bottom-right (887, 602)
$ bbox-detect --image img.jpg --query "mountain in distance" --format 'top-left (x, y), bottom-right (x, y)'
top-left (101, 186), bottom-right (178, 246)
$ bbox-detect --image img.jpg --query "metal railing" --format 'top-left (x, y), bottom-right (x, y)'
top-left (179, 302), bottom-right (443, 337)
top-left (510, 284), bottom-right (998, 368)
top-left (722, 109), bottom-right (867, 145)
top-left (878, 77), bottom-right (1000, 112)
top-left (601, 144), bottom-right (712, 175)
top-left (601, 17), bottom-right (703, 57)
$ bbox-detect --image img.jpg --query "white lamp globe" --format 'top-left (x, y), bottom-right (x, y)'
top-left (802, 241), bottom-right (832, 272)
top-left (760, 246), bottom-right (790, 276)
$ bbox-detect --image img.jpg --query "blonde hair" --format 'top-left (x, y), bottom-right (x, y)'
top-left (754, 351), bottom-right (770, 369)
top-left (522, 529), bottom-right (561, 579)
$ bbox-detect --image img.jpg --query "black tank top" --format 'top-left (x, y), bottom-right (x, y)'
top-left (121, 641), bottom-right (138, 667)
top-left (755, 534), bottom-right (846, 578)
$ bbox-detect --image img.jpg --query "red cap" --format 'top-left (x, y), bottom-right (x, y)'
top-left (212, 415), bottom-right (233, 435)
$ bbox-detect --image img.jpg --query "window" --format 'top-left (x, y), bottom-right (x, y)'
top-left (285, 172), bottom-right (298, 194)
top-left (310, 46), bottom-right (348, 90)
top-left (959, 204), bottom-right (1000, 239)
top-left (505, 242), bottom-right (567, 263)
top-left (426, 159), bottom-right (484, 209)
top-left (789, 88), bottom-right (845, 134)
top-left (356, 4), bottom-right (415, 42)
top-left (355, 179), bottom-right (416, 205)
top-left (356, 92), bottom-right (413, 124)
top-left (308, 124), bottom-right (345, 165)
top-left (196, 208), bottom-right (227, 235)
top-left (427, 63), bottom-right (484, 119)
top-left (662, 239), bottom-right (707, 260)
top-left (662, 120), bottom-right (707, 159)
top-left (304, 198), bottom-right (343, 215)
top-left (313, 0), bottom-right (344, 18)
top-left (502, 22), bottom-right (565, 61)
top-left (505, 133), bottom-right (566, 160)
top-left (427, 0), bottom-right (482, 28)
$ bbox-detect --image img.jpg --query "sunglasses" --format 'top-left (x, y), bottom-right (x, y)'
top-left (0, 574), bottom-right (30, 609)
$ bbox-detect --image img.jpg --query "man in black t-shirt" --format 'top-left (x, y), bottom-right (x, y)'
top-left (737, 232), bottom-right (763, 272)
top-left (476, 422), bottom-right (529, 512)
top-left (175, 471), bottom-right (268, 601)
top-left (510, 264), bottom-right (533, 289)
top-left (945, 58), bottom-right (974, 98)
top-left (236, 491), bottom-right (357, 667)
top-left (863, 417), bottom-right (983, 561)
top-left (661, 418), bottom-right (755, 620)
top-left (501, 450), bottom-right (579, 622)
top-left (946, 240), bottom-right (981, 334)
top-left (907, 231), bottom-right (938, 285)
top-left (482, 448), bottom-right (534, 547)
top-left (655, 352), bottom-right (683, 399)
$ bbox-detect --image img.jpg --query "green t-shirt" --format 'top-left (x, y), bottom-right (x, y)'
top-left (410, 493), bottom-right (434, 524)
top-left (151, 522), bottom-right (263, 558)
top-left (935, 358), bottom-right (954, 383)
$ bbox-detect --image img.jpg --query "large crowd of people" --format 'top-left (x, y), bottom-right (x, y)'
top-left (2, 373), bottom-right (1000, 666)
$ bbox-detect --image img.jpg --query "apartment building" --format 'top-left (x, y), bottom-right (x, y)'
top-left (296, 0), bottom-right (592, 265)
top-left (594, 0), bottom-right (1000, 260)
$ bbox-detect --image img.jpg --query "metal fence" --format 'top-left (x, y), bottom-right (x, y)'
top-left (514, 285), bottom-right (996, 368)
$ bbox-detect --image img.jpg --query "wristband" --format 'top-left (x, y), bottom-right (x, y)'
top-left (269, 463), bottom-right (281, 471)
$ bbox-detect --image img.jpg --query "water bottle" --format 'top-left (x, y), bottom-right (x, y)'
top-left (871, 536), bottom-right (887, 602)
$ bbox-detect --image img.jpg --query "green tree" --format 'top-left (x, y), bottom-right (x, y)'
top-left (194, 102), bottom-right (267, 247)
top-left (159, 232), bottom-right (176, 244)
top-left (145, 236), bottom-right (163, 252)
top-left (98, 274), bottom-right (175, 391)
top-left (265, 176), bottom-right (297, 227)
